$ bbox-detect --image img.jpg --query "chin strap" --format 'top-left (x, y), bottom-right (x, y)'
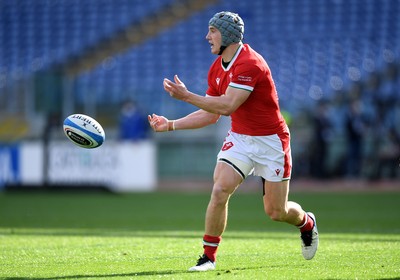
top-left (218, 46), bottom-right (227, 55)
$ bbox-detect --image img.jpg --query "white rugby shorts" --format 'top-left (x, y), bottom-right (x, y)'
top-left (217, 130), bottom-right (292, 182)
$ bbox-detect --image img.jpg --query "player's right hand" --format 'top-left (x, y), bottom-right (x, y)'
top-left (148, 113), bottom-right (169, 132)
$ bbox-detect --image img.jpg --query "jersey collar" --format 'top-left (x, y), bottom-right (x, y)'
top-left (221, 43), bottom-right (243, 72)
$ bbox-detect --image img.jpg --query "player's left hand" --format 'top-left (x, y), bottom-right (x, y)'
top-left (163, 75), bottom-right (190, 101)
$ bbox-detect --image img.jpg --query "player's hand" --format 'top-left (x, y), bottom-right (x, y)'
top-left (163, 75), bottom-right (189, 101)
top-left (148, 113), bottom-right (168, 132)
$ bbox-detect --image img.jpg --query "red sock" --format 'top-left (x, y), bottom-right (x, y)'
top-left (297, 213), bottom-right (314, 232)
top-left (203, 235), bottom-right (221, 262)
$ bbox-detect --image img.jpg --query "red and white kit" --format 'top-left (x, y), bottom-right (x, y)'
top-left (207, 44), bottom-right (292, 181)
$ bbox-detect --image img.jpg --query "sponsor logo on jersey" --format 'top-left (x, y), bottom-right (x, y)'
top-left (238, 75), bottom-right (252, 82)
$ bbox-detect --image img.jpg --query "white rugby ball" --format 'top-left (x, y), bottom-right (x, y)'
top-left (63, 114), bottom-right (105, 148)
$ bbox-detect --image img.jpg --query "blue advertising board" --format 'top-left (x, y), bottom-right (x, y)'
top-left (0, 145), bottom-right (20, 188)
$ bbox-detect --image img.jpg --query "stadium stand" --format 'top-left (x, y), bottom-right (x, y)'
top-left (69, 0), bottom-right (399, 117)
top-left (0, 0), bottom-right (399, 179)
top-left (1, 0), bottom-right (398, 115)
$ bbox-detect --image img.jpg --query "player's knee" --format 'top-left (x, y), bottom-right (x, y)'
top-left (210, 184), bottom-right (232, 206)
top-left (264, 206), bottom-right (286, 222)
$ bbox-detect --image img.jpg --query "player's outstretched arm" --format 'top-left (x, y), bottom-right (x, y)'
top-left (175, 109), bottom-right (220, 130)
top-left (164, 75), bottom-right (250, 116)
top-left (148, 110), bottom-right (220, 132)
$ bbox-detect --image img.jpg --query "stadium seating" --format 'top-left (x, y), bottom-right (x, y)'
top-left (0, 0), bottom-right (399, 118)
top-left (0, 0), bottom-right (174, 76)
top-left (74, 0), bottom-right (399, 117)
top-left (1, 0), bottom-right (399, 179)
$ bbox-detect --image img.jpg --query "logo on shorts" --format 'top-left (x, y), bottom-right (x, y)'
top-left (222, 141), bottom-right (234, 151)
top-left (275, 169), bottom-right (281, 176)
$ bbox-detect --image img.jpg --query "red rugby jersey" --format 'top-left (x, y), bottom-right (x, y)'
top-left (206, 44), bottom-right (287, 136)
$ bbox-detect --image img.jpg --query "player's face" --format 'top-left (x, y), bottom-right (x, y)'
top-left (206, 26), bottom-right (222, 55)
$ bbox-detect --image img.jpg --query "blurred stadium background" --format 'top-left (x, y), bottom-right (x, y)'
top-left (0, 0), bottom-right (399, 192)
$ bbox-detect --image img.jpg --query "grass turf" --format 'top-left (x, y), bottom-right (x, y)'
top-left (0, 191), bottom-right (399, 279)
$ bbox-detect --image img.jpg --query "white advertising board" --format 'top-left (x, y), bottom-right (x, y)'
top-left (48, 141), bottom-right (156, 191)
top-left (1, 140), bottom-right (157, 192)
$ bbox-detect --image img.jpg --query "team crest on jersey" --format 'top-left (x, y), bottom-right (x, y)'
top-left (222, 141), bottom-right (234, 151)
top-left (216, 78), bottom-right (220, 85)
top-left (229, 73), bottom-right (233, 80)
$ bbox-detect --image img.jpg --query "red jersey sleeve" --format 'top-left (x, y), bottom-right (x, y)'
top-left (229, 62), bottom-right (263, 92)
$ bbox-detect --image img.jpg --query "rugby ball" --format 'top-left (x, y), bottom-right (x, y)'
top-left (63, 114), bottom-right (105, 148)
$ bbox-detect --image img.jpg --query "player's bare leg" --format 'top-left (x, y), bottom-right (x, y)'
top-left (262, 179), bottom-right (319, 260)
top-left (262, 180), bottom-right (303, 225)
top-left (189, 162), bottom-right (242, 272)
top-left (205, 162), bottom-right (243, 236)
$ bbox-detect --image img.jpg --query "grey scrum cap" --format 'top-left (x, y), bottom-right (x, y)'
top-left (209, 11), bottom-right (244, 47)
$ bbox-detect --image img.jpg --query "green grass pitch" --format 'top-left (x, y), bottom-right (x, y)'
top-left (0, 190), bottom-right (399, 279)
